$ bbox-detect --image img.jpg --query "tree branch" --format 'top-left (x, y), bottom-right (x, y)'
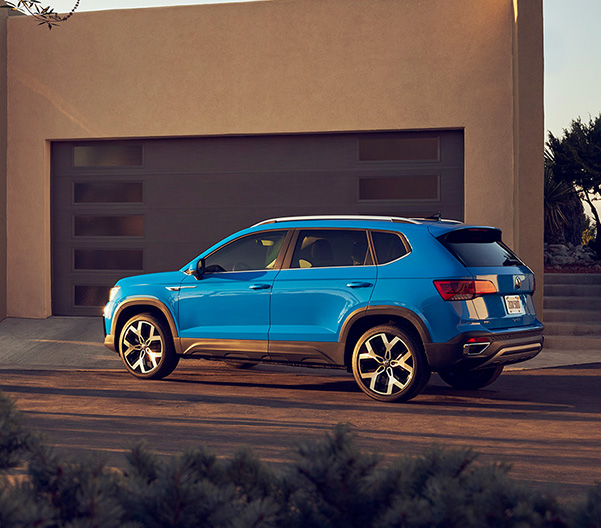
top-left (1, 0), bottom-right (79, 29)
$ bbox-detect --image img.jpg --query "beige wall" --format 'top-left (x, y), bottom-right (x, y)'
top-left (513, 0), bottom-right (545, 315)
top-left (6, 0), bottom-right (543, 318)
top-left (1, 8), bottom-right (7, 321)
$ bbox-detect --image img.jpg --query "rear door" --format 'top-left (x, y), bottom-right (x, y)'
top-left (437, 227), bottom-right (538, 330)
top-left (269, 228), bottom-right (377, 363)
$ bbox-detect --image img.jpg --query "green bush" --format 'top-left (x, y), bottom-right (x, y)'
top-left (0, 392), bottom-right (34, 470)
top-left (0, 391), bottom-right (599, 527)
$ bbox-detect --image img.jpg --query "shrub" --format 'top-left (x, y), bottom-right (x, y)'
top-left (0, 392), bottom-right (34, 470)
top-left (0, 392), bottom-right (599, 527)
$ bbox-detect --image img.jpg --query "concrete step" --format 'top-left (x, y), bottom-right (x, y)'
top-left (544, 322), bottom-right (601, 336)
top-left (545, 273), bottom-right (601, 285)
top-left (544, 309), bottom-right (601, 323)
top-left (543, 334), bottom-right (601, 351)
top-left (544, 296), bottom-right (601, 311)
top-left (509, 349), bottom-right (601, 369)
top-left (544, 283), bottom-right (601, 297)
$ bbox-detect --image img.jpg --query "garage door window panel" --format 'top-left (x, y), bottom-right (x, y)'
top-left (359, 175), bottom-right (440, 201)
top-left (74, 216), bottom-right (144, 237)
top-left (73, 143), bottom-right (143, 168)
top-left (74, 249), bottom-right (144, 271)
top-left (358, 134), bottom-right (440, 162)
top-left (74, 182), bottom-right (144, 204)
top-left (74, 285), bottom-right (111, 307)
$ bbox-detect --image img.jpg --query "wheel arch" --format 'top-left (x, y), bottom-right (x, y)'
top-left (340, 306), bottom-right (432, 369)
top-left (112, 299), bottom-right (180, 353)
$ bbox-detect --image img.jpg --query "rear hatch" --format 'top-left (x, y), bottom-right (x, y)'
top-left (434, 227), bottom-right (538, 330)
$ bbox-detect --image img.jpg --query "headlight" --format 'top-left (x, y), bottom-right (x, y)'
top-left (108, 286), bottom-right (121, 302)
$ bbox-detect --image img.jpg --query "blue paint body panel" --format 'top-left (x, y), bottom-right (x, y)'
top-left (103, 216), bottom-right (543, 372)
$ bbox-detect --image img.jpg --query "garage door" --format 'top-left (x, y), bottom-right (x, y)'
top-left (51, 130), bottom-right (464, 315)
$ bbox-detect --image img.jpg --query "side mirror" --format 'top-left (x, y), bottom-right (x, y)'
top-left (195, 258), bottom-right (206, 280)
top-left (185, 258), bottom-right (205, 280)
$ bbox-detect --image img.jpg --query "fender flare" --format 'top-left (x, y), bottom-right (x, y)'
top-left (339, 305), bottom-right (432, 346)
top-left (111, 297), bottom-right (181, 353)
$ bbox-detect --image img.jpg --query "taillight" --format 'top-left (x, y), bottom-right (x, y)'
top-left (434, 280), bottom-right (497, 301)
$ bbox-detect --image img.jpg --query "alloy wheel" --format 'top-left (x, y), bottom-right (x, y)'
top-left (121, 319), bottom-right (164, 375)
top-left (352, 324), bottom-right (430, 402)
top-left (356, 332), bottom-right (414, 396)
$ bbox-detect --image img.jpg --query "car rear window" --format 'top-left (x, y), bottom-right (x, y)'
top-left (371, 231), bottom-right (409, 264)
top-left (439, 228), bottom-right (523, 267)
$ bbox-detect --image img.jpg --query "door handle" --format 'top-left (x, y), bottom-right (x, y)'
top-left (346, 282), bottom-right (373, 288)
top-left (250, 284), bottom-right (271, 290)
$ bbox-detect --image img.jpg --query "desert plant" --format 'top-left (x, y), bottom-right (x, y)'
top-left (544, 150), bottom-right (587, 245)
top-left (547, 114), bottom-right (601, 254)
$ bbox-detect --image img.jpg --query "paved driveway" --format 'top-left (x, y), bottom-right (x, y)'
top-left (1, 317), bottom-right (600, 500)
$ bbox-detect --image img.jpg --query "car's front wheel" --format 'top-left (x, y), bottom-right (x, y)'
top-left (351, 325), bottom-right (431, 402)
top-left (119, 313), bottom-right (179, 380)
top-left (438, 365), bottom-right (503, 390)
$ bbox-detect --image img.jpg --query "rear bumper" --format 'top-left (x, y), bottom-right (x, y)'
top-left (425, 326), bottom-right (544, 371)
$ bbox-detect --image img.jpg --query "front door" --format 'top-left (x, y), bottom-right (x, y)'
top-left (177, 230), bottom-right (288, 359)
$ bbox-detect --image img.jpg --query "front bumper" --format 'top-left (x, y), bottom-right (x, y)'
top-left (102, 316), bottom-right (117, 353)
top-left (425, 326), bottom-right (544, 371)
top-left (104, 334), bottom-right (117, 352)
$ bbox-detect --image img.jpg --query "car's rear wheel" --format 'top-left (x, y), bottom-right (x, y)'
top-left (351, 325), bottom-right (431, 402)
top-left (119, 313), bottom-right (179, 380)
top-left (438, 365), bottom-right (503, 390)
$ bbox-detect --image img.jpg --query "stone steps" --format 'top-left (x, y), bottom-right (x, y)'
top-left (544, 322), bottom-right (601, 336)
top-left (545, 273), bottom-right (601, 285)
top-left (543, 273), bottom-right (601, 353)
top-left (544, 296), bottom-right (601, 311)
top-left (544, 283), bottom-right (601, 297)
top-left (544, 309), bottom-right (601, 323)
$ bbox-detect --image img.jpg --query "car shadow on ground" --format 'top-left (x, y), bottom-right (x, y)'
top-left (2, 363), bottom-right (600, 417)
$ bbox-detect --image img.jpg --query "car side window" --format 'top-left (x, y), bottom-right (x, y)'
top-left (371, 231), bottom-right (409, 264)
top-left (204, 230), bottom-right (287, 272)
top-left (290, 229), bottom-right (372, 268)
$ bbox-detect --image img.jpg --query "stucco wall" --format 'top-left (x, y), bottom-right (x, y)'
top-left (0, 8), bottom-right (7, 321)
top-left (513, 0), bottom-right (544, 309)
top-left (6, 0), bottom-right (543, 318)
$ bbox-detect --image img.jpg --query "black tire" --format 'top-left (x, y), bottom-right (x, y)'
top-left (438, 365), bottom-right (503, 390)
top-left (351, 324), bottom-right (431, 402)
top-left (118, 313), bottom-right (179, 380)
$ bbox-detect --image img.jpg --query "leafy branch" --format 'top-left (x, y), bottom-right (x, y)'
top-left (1, 0), bottom-right (79, 29)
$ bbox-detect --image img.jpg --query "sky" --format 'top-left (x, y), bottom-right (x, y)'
top-left (27, 0), bottom-right (601, 139)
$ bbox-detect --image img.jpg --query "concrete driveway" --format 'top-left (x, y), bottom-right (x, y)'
top-left (0, 316), bottom-right (595, 371)
top-left (1, 316), bottom-right (600, 500)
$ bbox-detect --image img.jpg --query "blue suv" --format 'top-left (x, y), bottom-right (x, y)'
top-left (103, 216), bottom-right (544, 402)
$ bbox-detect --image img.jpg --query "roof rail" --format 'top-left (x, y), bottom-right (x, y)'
top-left (410, 217), bottom-right (462, 224)
top-left (253, 215), bottom-right (421, 227)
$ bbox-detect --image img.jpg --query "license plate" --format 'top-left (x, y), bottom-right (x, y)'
top-left (504, 295), bottom-right (525, 315)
